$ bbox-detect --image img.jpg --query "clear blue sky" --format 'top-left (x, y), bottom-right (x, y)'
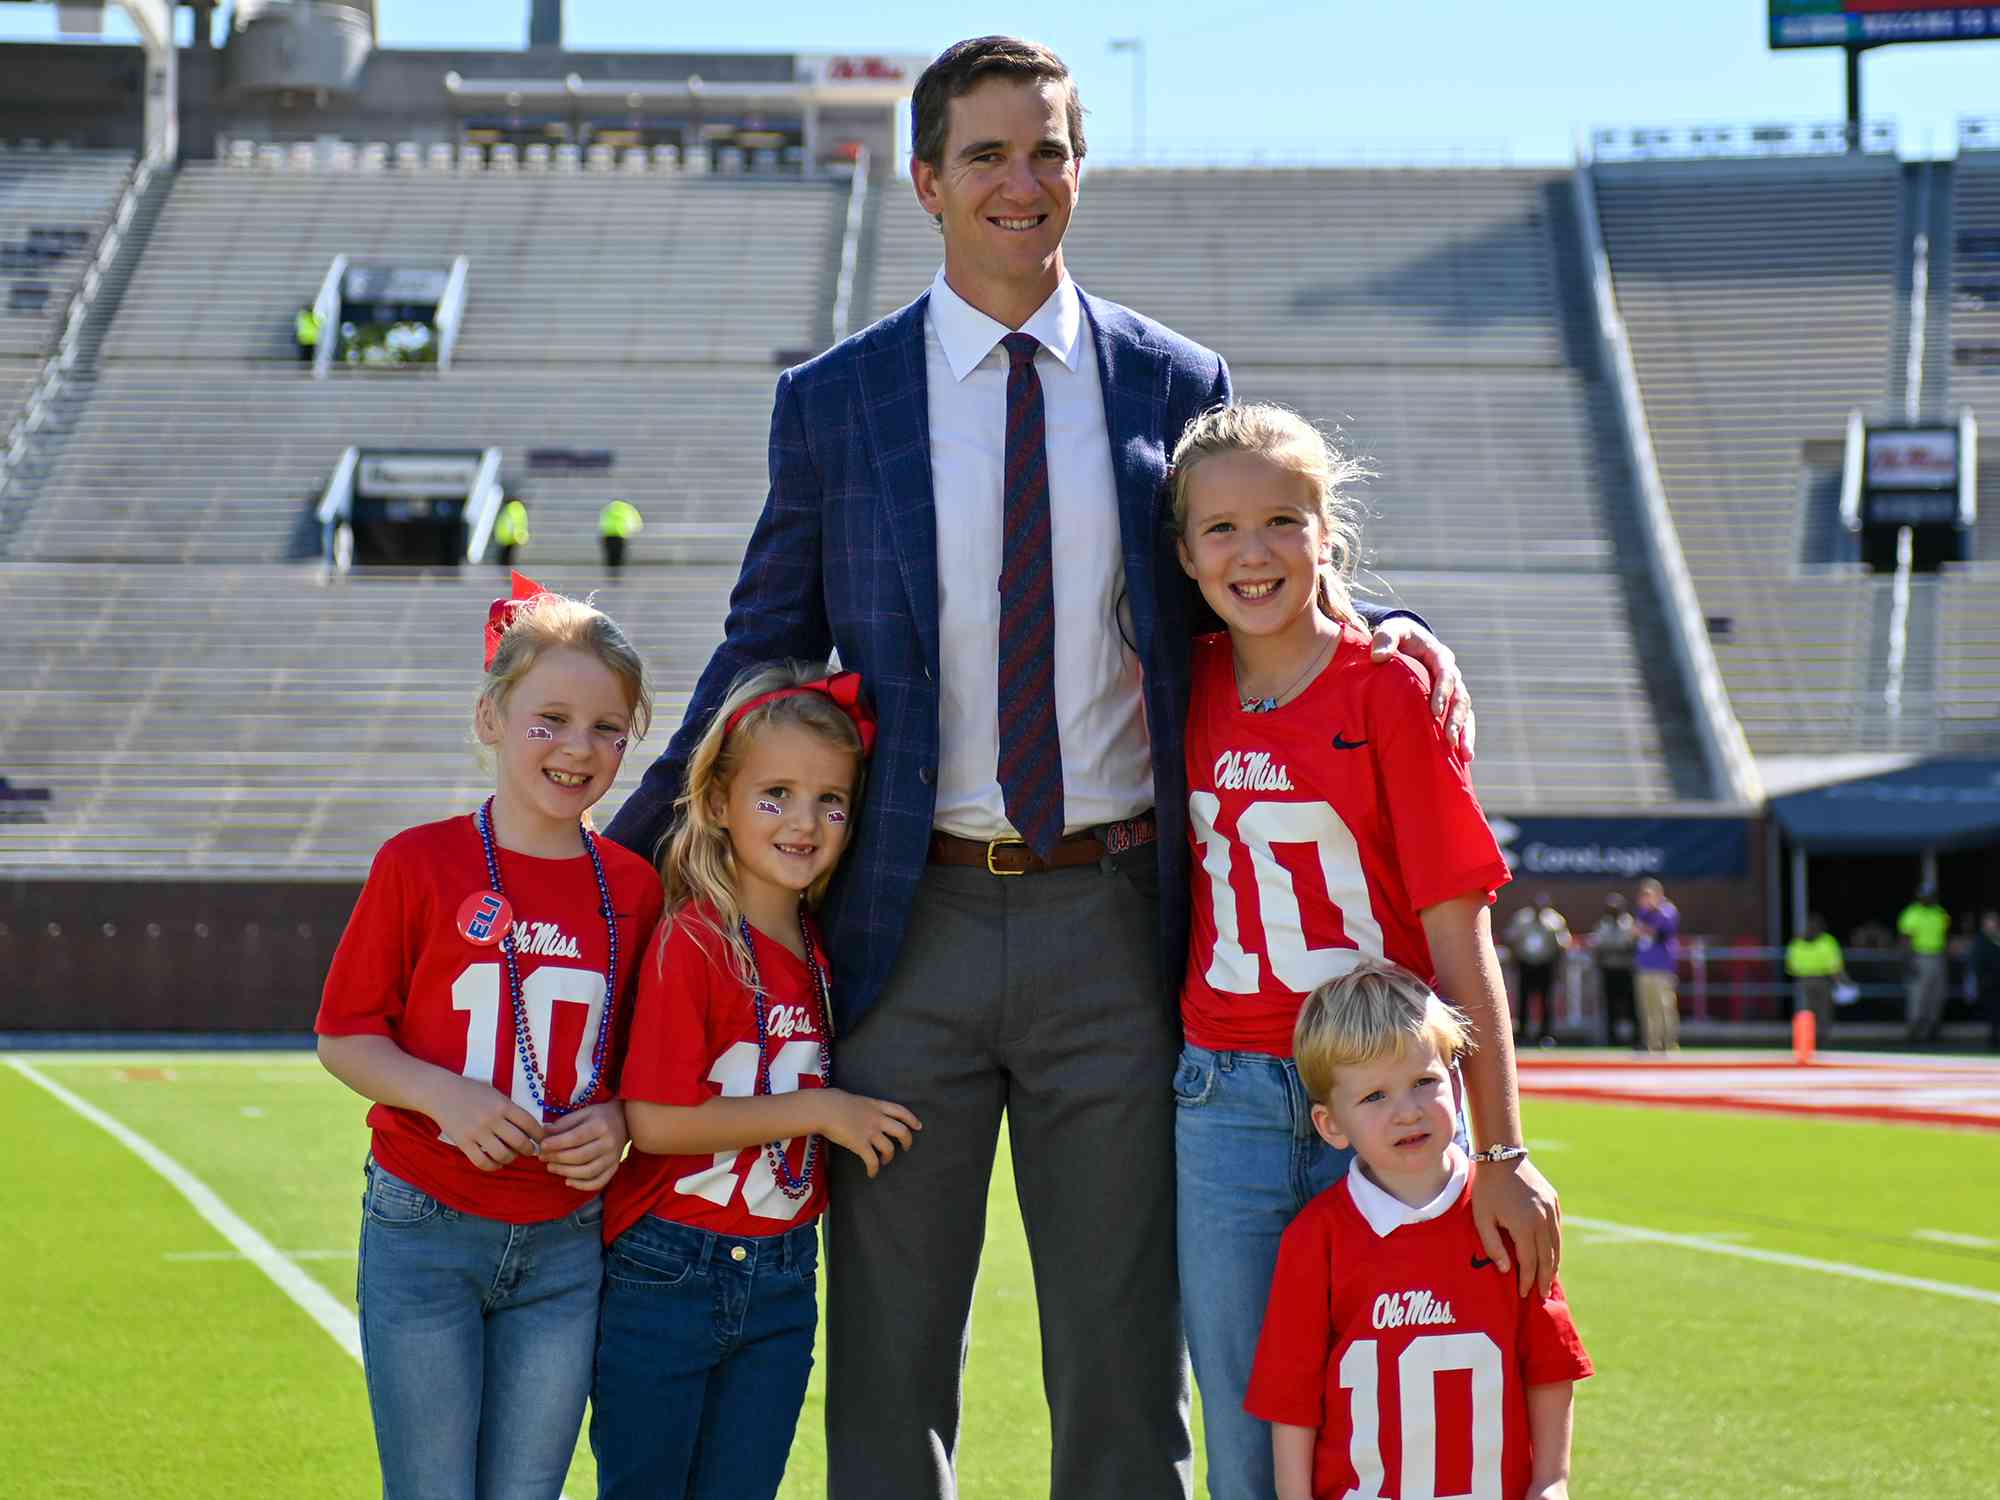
top-left (5, 0), bottom-right (1998, 163)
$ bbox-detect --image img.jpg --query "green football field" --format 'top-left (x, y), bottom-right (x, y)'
top-left (7, 1051), bottom-right (1997, 1499)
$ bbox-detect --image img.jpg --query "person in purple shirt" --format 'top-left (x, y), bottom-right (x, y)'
top-left (1634, 877), bottom-right (1680, 1053)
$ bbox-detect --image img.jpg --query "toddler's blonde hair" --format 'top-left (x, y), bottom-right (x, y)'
top-left (1294, 957), bottom-right (1473, 1106)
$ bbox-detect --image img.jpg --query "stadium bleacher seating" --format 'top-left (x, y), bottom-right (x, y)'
top-left (19, 147), bottom-right (2000, 877)
top-left (6, 365), bottom-right (778, 563)
top-left (0, 145), bottom-right (133, 359)
top-left (110, 162), bottom-right (844, 365)
top-left (1936, 563), bottom-right (2000, 749)
top-left (0, 563), bottom-right (737, 877)
top-left (879, 167), bottom-right (1708, 804)
top-left (1593, 156), bottom-right (1903, 753)
top-left (1375, 569), bottom-right (1694, 808)
top-left (1223, 367), bottom-right (1614, 571)
top-left (872, 168), bottom-right (1566, 366)
top-left (0, 145), bottom-right (134, 443)
top-left (1949, 149), bottom-right (2000, 459)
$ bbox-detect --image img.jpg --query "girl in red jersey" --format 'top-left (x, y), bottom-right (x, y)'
top-left (590, 662), bottom-right (921, 1500)
top-left (1167, 405), bottom-right (1563, 1500)
top-left (316, 574), bottom-right (665, 1500)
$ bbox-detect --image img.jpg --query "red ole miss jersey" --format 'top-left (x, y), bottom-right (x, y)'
top-left (602, 905), bottom-right (832, 1245)
top-left (1182, 629), bottom-right (1511, 1054)
top-left (1246, 1177), bottom-right (1592, 1500)
top-left (315, 815), bottom-right (663, 1223)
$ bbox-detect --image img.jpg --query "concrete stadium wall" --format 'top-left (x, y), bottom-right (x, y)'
top-left (0, 41), bottom-right (808, 160)
top-left (0, 879), bottom-right (359, 1031)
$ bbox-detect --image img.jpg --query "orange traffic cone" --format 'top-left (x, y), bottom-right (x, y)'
top-left (1791, 1008), bottom-right (1816, 1065)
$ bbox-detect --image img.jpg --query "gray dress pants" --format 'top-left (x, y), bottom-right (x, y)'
top-left (824, 852), bottom-right (1191, 1500)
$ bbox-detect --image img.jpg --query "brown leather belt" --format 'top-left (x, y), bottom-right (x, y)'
top-left (928, 811), bottom-right (1156, 877)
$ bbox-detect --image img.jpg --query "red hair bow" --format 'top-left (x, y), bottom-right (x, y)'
top-left (724, 671), bottom-right (878, 756)
top-left (484, 570), bottom-right (548, 668)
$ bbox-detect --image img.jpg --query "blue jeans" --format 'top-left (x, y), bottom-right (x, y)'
top-left (1175, 1045), bottom-right (1354, 1500)
top-left (355, 1158), bottom-right (604, 1500)
top-left (590, 1214), bottom-right (819, 1500)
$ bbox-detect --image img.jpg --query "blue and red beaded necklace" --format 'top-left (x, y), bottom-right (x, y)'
top-left (475, 795), bottom-right (619, 1118)
top-left (739, 899), bottom-right (833, 1201)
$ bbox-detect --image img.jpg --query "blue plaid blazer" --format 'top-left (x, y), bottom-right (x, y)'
top-left (607, 289), bottom-right (1397, 1033)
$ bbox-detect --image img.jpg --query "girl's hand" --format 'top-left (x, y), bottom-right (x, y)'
top-left (432, 1074), bottom-right (546, 1171)
top-left (540, 1099), bottom-right (629, 1193)
top-left (1471, 1154), bottom-right (1561, 1299)
top-left (814, 1090), bottom-right (923, 1178)
top-left (1525, 1482), bottom-right (1569, 1500)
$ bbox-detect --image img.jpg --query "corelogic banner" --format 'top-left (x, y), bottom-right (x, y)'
top-left (1486, 816), bottom-right (1751, 881)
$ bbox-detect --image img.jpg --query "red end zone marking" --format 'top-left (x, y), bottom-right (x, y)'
top-left (1519, 1055), bottom-right (2000, 1131)
top-left (1522, 1085), bottom-right (1998, 1131)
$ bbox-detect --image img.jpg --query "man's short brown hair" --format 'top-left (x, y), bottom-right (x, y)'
top-left (910, 36), bottom-right (1087, 171)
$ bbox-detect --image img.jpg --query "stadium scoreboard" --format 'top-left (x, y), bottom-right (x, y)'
top-left (1771, 1), bottom-right (2000, 48)
top-left (1863, 427), bottom-right (1960, 526)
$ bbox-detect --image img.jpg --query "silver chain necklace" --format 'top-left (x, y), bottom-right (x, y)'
top-left (1238, 633), bottom-right (1336, 714)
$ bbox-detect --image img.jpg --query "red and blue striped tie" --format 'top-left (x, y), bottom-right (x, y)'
top-left (996, 331), bottom-right (1065, 859)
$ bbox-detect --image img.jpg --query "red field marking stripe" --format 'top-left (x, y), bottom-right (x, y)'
top-left (1520, 1056), bottom-right (2000, 1130)
top-left (1518, 1056), bottom-right (2000, 1075)
top-left (1522, 1085), bottom-right (2000, 1130)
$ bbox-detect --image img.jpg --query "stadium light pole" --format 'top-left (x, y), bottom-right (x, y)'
top-left (1108, 37), bottom-right (1145, 163)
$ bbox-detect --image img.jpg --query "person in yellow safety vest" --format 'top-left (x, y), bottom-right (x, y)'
top-left (1897, 886), bottom-right (1951, 1044)
top-left (493, 497), bottom-right (529, 566)
top-left (599, 499), bottom-right (642, 573)
top-left (1784, 914), bottom-right (1848, 1042)
top-left (295, 305), bottom-right (324, 363)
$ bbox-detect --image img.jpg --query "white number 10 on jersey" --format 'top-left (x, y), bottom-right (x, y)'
top-left (1338, 1332), bottom-right (1504, 1500)
top-left (673, 1040), bottom-right (823, 1223)
top-left (450, 963), bottom-right (607, 1112)
top-left (1189, 793), bottom-right (1385, 992)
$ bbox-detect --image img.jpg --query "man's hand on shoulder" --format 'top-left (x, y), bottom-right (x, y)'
top-left (1368, 616), bottom-right (1475, 759)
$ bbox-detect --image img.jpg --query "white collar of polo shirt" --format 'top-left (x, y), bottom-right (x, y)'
top-left (1346, 1143), bottom-right (1471, 1239)
top-left (928, 268), bottom-right (1085, 383)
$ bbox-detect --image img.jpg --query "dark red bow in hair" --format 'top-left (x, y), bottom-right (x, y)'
top-left (723, 670), bottom-right (878, 756)
top-left (484, 570), bottom-right (548, 668)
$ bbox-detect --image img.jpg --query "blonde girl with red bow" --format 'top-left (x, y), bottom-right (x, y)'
top-left (315, 573), bottom-right (665, 1500)
top-left (590, 661), bottom-right (922, 1500)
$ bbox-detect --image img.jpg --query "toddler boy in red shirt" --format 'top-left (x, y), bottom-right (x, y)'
top-left (1246, 959), bottom-right (1591, 1500)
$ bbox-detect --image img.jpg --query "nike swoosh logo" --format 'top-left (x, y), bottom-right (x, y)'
top-left (1333, 734), bottom-right (1369, 751)
top-left (1470, 1255), bottom-right (1495, 1270)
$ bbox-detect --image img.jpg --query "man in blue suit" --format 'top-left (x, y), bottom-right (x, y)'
top-left (609, 36), bottom-right (1487, 1499)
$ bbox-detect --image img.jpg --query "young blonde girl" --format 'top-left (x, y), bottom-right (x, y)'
top-left (1167, 405), bottom-right (1560, 1500)
top-left (592, 662), bottom-right (921, 1500)
top-left (317, 573), bottom-right (665, 1500)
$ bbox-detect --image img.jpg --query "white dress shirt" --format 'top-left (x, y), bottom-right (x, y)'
top-left (923, 268), bottom-right (1154, 840)
top-left (1346, 1145), bottom-right (1472, 1239)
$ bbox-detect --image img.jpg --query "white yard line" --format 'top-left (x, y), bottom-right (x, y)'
top-left (166, 1248), bottom-right (356, 1262)
top-left (1568, 1213), bottom-right (2000, 1308)
top-left (9, 1057), bottom-right (363, 1360)
top-left (12, 1056), bottom-right (575, 1498)
top-left (1914, 1229), bottom-right (2000, 1251)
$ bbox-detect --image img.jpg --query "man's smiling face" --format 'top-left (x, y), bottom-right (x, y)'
top-left (912, 74), bottom-right (1081, 320)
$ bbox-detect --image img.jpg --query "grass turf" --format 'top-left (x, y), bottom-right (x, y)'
top-left (7, 1057), bottom-right (1996, 1497)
